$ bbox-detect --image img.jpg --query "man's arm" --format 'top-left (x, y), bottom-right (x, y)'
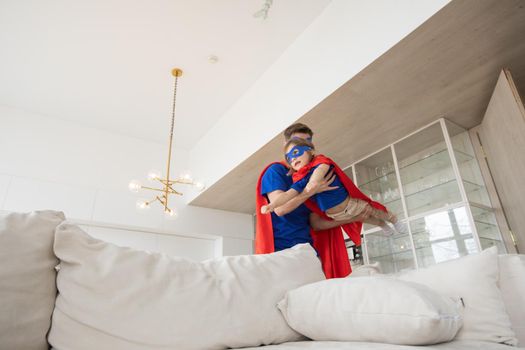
top-left (271, 170), bottom-right (337, 217)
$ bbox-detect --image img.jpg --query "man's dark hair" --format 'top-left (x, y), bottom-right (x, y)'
top-left (283, 123), bottom-right (313, 142)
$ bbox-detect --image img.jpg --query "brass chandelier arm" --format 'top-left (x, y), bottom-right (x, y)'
top-left (139, 185), bottom-right (168, 193)
top-left (173, 179), bottom-right (194, 185)
top-left (156, 195), bottom-right (167, 207)
top-left (166, 184), bottom-right (183, 195)
top-left (140, 185), bottom-right (183, 196)
top-left (157, 177), bottom-right (196, 186)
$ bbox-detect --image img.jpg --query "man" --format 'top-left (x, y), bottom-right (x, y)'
top-left (255, 123), bottom-right (368, 278)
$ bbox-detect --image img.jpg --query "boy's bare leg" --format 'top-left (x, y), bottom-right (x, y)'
top-left (363, 217), bottom-right (384, 226)
top-left (365, 205), bottom-right (397, 223)
top-left (365, 205), bottom-right (408, 234)
top-left (363, 217), bottom-right (395, 236)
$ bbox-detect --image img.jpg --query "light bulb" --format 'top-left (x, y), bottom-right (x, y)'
top-left (147, 170), bottom-right (161, 181)
top-left (180, 171), bottom-right (193, 182)
top-left (164, 208), bottom-right (177, 218)
top-left (194, 181), bottom-right (206, 191)
top-left (136, 200), bottom-right (150, 210)
top-left (129, 180), bottom-right (142, 193)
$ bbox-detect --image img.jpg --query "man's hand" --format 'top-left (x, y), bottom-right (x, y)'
top-left (308, 170), bottom-right (338, 195)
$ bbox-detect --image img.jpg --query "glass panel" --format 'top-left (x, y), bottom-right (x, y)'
top-left (470, 205), bottom-right (506, 253)
top-left (411, 207), bottom-right (478, 268)
top-left (395, 122), bottom-right (462, 216)
top-left (364, 229), bottom-right (415, 274)
top-left (354, 148), bottom-right (403, 231)
top-left (446, 122), bottom-right (492, 207)
top-left (346, 238), bottom-right (364, 267)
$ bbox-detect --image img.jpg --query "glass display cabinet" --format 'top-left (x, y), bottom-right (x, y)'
top-left (344, 118), bottom-right (507, 274)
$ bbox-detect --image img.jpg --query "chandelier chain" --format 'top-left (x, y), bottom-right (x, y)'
top-left (170, 75), bottom-right (179, 139)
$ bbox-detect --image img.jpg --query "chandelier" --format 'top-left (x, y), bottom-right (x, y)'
top-left (128, 68), bottom-right (205, 217)
top-left (253, 0), bottom-right (273, 19)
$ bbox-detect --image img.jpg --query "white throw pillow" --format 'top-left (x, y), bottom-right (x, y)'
top-left (0, 210), bottom-right (65, 350)
top-left (277, 276), bottom-right (463, 345)
top-left (349, 262), bottom-right (382, 277)
top-left (498, 254), bottom-right (525, 346)
top-left (48, 224), bottom-right (325, 350)
top-left (398, 247), bottom-right (517, 345)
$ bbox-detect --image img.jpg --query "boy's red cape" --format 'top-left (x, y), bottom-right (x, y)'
top-left (255, 157), bottom-right (387, 279)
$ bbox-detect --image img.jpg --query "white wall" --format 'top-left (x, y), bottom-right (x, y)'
top-left (0, 105), bottom-right (253, 258)
top-left (188, 0), bottom-right (450, 203)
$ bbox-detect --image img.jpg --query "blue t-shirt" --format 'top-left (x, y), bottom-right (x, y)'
top-left (261, 163), bottom-right (312, 251)
top-left (292, 165), bottom-right (348, 212)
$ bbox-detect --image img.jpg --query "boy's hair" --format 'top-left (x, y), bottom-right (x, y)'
top-left (283, 138), bottom-right (315, 162)
top-left (283, 123), bottom-right (313, 142)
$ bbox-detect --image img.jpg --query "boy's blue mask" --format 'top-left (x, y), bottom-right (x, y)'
top-left (286, 145), bottom-right (312, 164)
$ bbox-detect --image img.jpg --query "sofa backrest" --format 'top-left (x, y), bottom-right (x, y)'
top-left (0, 211), bottom-right (65, 350)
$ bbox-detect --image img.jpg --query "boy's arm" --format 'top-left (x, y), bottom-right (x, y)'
top-left (271, 190), bottom-right (314, 216)
top-left (262, 188), bottom-right (300, 214)
top-left (305, 164), bottom-right (330, 193)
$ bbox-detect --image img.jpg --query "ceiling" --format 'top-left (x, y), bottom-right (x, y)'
top-left (0, 0), bottom-right (331, 149)
top-left (190, 0), bottom-right (525, 214)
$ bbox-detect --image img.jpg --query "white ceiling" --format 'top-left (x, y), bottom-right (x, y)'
top-left (0, 0), bottom-right (331, 149)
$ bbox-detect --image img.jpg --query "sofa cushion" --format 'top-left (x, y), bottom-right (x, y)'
top-left (348, 262), bottom-right (381, 277)
top-left (0, 210), bottom-right (65, 350)
top-left (48, 223), bottom-right (325, 350)
top-left (278, 276), bottom-right (463, 345)
top-left (398, 247), bottom-right (516, 345)
top-left (498, 254), bottom-right (525, 346)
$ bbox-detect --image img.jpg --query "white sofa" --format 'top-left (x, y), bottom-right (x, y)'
top-left (1, 211), bottom-right (524, 350)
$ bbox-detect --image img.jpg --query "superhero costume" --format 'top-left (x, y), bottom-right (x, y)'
top-left (256, 157), bottom-right (385, 278)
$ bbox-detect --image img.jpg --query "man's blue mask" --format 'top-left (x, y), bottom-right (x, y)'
top-left (291, 136), bottom-right (312, 142)
top-left (286, 145), bottom-right (312, 164)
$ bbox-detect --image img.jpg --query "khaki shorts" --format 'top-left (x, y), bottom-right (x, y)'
top-left (327, 198), bottom-right (369, 221)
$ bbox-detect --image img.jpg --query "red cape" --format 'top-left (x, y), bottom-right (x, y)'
top-left (293, 155), bottom-right (388, 277)
top-left (256, 161), bottom-right (370, 278)
top-left (255, 162), bottom-right (281, 255)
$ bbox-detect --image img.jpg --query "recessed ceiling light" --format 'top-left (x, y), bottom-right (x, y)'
top-left (208, 55), bottom-right (219, 64)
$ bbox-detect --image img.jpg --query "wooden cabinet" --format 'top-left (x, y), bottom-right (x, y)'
top-left (478, 69), bottom-right (525, 254)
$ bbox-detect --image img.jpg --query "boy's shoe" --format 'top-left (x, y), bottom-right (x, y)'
top-left (380, 224), bottom-right (395, 236)
top-left (393, 221), bottom-right (408, 234)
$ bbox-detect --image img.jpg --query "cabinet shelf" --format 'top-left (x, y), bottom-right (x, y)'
top-left (358, 171), bottom-right (397, 189)
top-left (399, 148), bottom-right (474, 185)
top-left (346, 119), bottom-right (506, 272)
top-left (474, 220), bottom-right (501, 240)
top-left (357, 149), bottom-right (474, 190)
top-left (357, 158), bottom-right (483, 214)
top-left (404, 179), bottom-right (461, 214)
